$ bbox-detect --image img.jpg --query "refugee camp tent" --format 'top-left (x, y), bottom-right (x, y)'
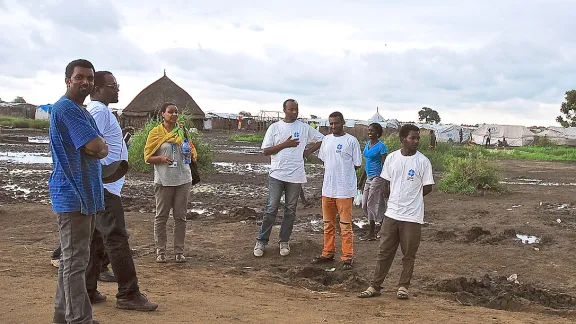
top-left (471, 124), bottom-right (535, 147)
top-left (538, 127), bottom-right (576, 146)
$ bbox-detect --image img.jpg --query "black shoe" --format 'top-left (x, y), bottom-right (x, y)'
top-left (90, 291), bottom-right (107, 304)
top-left (98, 270), bottom-right (117, 282)
top-left (116, 292), bottom-right (158, 311)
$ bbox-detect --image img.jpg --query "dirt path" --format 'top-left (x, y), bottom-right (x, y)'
top-left (1, 130), bottom-right (576, 322)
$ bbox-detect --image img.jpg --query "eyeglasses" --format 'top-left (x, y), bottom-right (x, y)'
top-left (104, 83), bottom-right (120, 90)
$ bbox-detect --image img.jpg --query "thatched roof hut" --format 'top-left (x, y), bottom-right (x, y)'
top-left (121, 72), bottom-right (205, 129)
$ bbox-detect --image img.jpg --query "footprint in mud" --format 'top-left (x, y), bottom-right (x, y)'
top-left (435, 274), bottom-right (576, 311)
top-left (284, 265), bottom-right (368, 292)
top-left (434, 230), bottom-right (457, 242)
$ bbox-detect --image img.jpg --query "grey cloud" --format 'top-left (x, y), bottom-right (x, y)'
top-left (156, 33), bottom-right (576, 118)
top-left (18, 0), bottom-right (123, 33)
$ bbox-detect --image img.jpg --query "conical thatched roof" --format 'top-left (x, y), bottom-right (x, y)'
top-left (123, 73), bottom-right (205, 119)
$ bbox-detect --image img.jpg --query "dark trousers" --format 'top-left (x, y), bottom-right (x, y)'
top-left (371, 216), bottom-right (422, 289)
top-left (86, 190), bottom-right (140, 299)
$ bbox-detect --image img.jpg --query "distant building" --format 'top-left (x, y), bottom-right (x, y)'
top-left (121, 72), bottom-right (205, 129)
top-left (0, 102), bottom-right (36, 119)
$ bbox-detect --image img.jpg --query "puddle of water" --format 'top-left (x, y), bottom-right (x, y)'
top-left (216, 149), bottom-right (261, 155)
top-left (2, 184), bottom-right (31, 195)
top-left (353, 219), bottom-right (368, 229)
top-left (191, 183), bottom-right (268, 199)
top-left (500, 179), bottom-right (576, 187)
top-left (0, 152), bottom-right (52, 164)
top-left (28, 136), bottom-right (50, 144)
top-left (9, 169), bottom-right (52, 176)
top-left (188, 208), bottom-right (208, 215)
top-left (516, 234), bottom-right (540, 244)
top-left (213, 162), bottom-right (271, 174)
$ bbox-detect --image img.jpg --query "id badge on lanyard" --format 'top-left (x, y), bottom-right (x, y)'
top-left (168, 143), bottom-right (178, 168)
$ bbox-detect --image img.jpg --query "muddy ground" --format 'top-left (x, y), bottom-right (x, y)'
top-left (1, 128), bottom-right (576, 323)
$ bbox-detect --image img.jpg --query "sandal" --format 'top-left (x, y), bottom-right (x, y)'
top-left (311, 255), bottom-right (335, 264)
top-left (156, 254), bottom-right (167, 263)
top-left (397, 286), bottom-right (409, 299)
top-left (358, 286), bottom-right (381, 298)
top-left (175, 254), bottom-right (186, 263)
top-left (342, 259), bottom-right (353, 270)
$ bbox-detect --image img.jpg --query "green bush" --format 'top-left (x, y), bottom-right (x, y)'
top-left (438, 151), bottom-right (505, 194)
top-left (534, 136), bottom-right (553, 147)
top-left (128, 117), bottom-right (214, 173)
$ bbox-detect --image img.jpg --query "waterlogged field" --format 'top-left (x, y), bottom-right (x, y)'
top-left (1, 130), bottom-right (576, 323)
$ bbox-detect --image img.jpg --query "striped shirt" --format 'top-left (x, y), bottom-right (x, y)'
top-left (48, 96), bottom-right (105, 215)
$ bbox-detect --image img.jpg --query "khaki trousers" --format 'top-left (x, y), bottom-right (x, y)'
top-left (371, 216), bottom-right (422, 288)
top-left (321, 197), bottom-right (354, 261)
top-left (154, 182), bottom-right (191, 255)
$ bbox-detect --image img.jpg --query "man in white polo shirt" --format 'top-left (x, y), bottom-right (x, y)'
top-left (311, 111), bottom-right (361, 270)
top-left (358, 124), bottom-right (434, 300)
top-left (253, 99), bottom-right (324, 257)
top-left (86, 71), bottom-right (157, 311)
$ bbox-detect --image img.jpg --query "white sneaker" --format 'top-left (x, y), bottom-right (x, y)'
top-left (254, 241), bottom-right (265, 257)
top-left (279, 242), bottom-right (290, 256)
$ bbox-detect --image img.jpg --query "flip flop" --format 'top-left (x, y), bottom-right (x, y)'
top-left (358, 287), bottom-right (381, 298)
top-left (397, 287), bottom-right (409, 299)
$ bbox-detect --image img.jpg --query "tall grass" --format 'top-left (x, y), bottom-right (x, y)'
top-left (128, 117), bottom-right (214, 173)
top-left (0, 116), bottom-right (49, 129)
top-left (229, 133), bottom-right (265, 143)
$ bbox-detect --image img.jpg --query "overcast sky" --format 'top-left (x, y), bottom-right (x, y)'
top-left (1, 0), bottom-right (574, 126)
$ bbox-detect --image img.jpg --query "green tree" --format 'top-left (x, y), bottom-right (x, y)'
top-left (13, 96), bottom-right (26, 103)
top-left (418, 107), bottom-right (441, 124)
top-left (556, 90), bottom-right (576, 127)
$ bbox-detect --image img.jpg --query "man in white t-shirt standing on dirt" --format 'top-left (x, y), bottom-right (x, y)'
top-left (311, 111), bottom-right (362, 270)
top-left (358, 124), bottom-right (434, 300)
top-left (254, 99), bottom-right (324, 257)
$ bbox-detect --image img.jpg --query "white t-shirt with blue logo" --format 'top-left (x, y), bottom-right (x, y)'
top-left (318, 133), bottom-right (362, 198)
top-left (380, 150), bottom-right (434, 224)
top-left (261, 120), bottom-right (324, 183)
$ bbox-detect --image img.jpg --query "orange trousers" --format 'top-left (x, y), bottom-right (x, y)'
top-left (321, 197), bottom-right (354, 261)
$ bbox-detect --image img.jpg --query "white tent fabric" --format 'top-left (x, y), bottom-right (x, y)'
top-left (472, 124), bottom-right (535, 147)
top-left (414, 124), bottom-right (473, 143)
top-left (538, 127), bottom-right (576, 146)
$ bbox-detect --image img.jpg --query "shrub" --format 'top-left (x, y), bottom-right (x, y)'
top-left (128, 117), bottom-right (214, 173)
top-left (438, 151), bottom-right (506, 194)
top-left (0, 116), bottom-right (50, 129)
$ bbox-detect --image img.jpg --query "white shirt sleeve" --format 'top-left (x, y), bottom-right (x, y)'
top-left (318, 138), bottom-right (327, 162)
top-left (380, 152), bottom-right (392, 181)
top-left (89, 104), bottom-right (108, 135)
top-left (352, 137), bottom-right (362, 167)
top-left (306, 124), bottom-right (324, 144)
top-left (261, 124), bottom-right (276, 149)
top-left (421, 157), bottom-right (435, 186)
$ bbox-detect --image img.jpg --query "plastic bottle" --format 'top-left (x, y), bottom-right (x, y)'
top-left (182, 139), bottom-right (191, 164)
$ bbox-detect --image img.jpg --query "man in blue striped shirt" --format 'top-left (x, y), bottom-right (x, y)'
top-left (50, 59), bottom-right (108, 324)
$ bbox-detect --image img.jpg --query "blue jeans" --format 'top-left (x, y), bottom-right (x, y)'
top-left (257, 176), bottom-right (302, 244)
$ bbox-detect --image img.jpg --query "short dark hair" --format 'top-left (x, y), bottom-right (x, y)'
top-left (283, 99), bottom-right (298, 109)
top-left (94, 71), bottom-right (112, 87)
top-left (329, 111), bottom-right (344, 121)
top-left (159, 102), bottom-right (177, 114)
top-left (368, 122), bottom-right (383, 137)
top-left (65, 59), bottom-right (95, 79)
top-left (399, 124), bottom-right (419, 139)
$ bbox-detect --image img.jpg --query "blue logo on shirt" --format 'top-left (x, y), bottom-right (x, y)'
top-left (337, 144), bottom-right (342, 149)
top-left (293, 131), bottom-right (300, 138)
top-left (407, 169), bottom-right (415, 181)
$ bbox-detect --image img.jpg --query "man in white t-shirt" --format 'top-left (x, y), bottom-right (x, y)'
top-left (86, 71), bottom-right (157, 311)
top-left (358, 124), bottom-right (434, 300)
top-left (311, 111), bottom-right (361, 270)
top-left (254, 99), bottom-right (324, 257)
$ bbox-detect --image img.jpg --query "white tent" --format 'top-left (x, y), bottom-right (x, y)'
top-left (414, 124), bottom-right (473, 143)
top-left (538, 127), bottom-right (576, 146)
top-left (472, 124), bottom-right (535, 147)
